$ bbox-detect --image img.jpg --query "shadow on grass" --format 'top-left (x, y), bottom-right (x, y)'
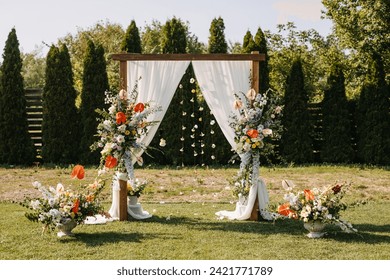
top-left (58, 231), bottom-right (161, 246)
top-left (324, 223), bottom-right (390, 244)
top-left (142, 214), bottom-right (304, 235)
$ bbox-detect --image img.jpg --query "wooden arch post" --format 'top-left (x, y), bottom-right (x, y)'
top-left (112, 52), bottom-right (265, 221)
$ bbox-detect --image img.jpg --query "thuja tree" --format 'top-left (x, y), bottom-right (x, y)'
top-left (79, 40), bottom-right (109, 164)
top-left (121, 20), bottom-right (142, 53)
top-left (281, 58), bottom-right (313, 163)
top-left (357, 55), bottom-right (390, 165)
top-left (0, 28), bottom-right (36, 164)
top-left (321, 63), bottom-right (354, 163)
top-left (254, 27), bottom-right (270, 94)
top-left (208, 17), bottom-right (228, 54)
top-left (42, 44), bottom-right (80, 164)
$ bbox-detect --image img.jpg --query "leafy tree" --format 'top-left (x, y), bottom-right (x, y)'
top-left (121, 20), bottom-right (142, 53)
top-left (41, 44), bottom-right (80, 164)
top-left (79, 40), bottom-right (109, 164)
top-left (21, 46), bottom-right (46, 89)
top-left (0, 28), bottom-right (36, 164)
top-left (161, 17), bottom-right (187, 54)
top-left (321, 63), bottom-right (354, 163)
top-left (141, 20), bottom-right (163, 54)
top-left (60, 20), bottom-right (124, 97)
top-left (356, 54), bottom-right (390, 164)
top-left (281, 58), bottom-right (313, 163)
top-left (208, 17), bottom-right (228, 53)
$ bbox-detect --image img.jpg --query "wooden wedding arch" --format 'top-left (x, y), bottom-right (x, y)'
top-left (111, 52), bottom-right (265, 221)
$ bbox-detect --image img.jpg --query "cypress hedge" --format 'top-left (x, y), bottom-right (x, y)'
top-left (281, 58), bottom-right (313, 164)
top-left (41, 44), bottom-right (80, 164)
top-left (0, 28), bottom-right (36, 165)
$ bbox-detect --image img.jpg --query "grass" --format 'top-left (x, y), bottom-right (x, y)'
top-left (0, 165), bottom-right (389, 260)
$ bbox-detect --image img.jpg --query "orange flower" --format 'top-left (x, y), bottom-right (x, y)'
top-left (134, 102), bottom-right (145, 113)
top-left (72, 199), bottom-right (80, 214)
top-left (116, 111), bottom-right (127, 124)
top-left (304, 189), bottom-right (315, 201)
top-left (86, 195), bottom-right (94, 202)
top-left (71, 165), bottom-right (85, 180)
top-left (247, 129), bottom-right (259, 139)
top-left (278, 203), bottom-right (297, 219)
top-left (105, 155), bottom-right (117, 168)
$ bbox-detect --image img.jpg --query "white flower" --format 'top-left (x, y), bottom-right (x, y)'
top-left (159, 138), bottom-right (166, 147)
top-left (30, 200), bottom-right (41, 210)
top-left (262, 128), bottom-right (273, 136)
top-left (116, 135), bottom-right (125, 143)
top-left (56, 183), bottom-right (64, 194)
top-left (233, 100), bottom-right (243, 110)
top-left (117, 124), bottom-right (127, 133)
top-left (275, 106), bottom-right (282, 114)
top-left (108, 105), bottom-right (116, 115)
top-left (32, 181), bottom-right (41, 188)
top-left (210, 120), bottom-right (215, 125)
top-left (190, 78), bottom-right (195, 84)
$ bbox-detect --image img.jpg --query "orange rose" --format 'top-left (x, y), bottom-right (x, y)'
top-left (105, 155), bottom-right (117, 169)
top-left (247, 129), bottom-right (259, 139)
top-left (71, 165), bottom-right (85, 180)
top-left (134, 103), bottom-right (145, 113)
top-left (72, 199), bottom-right (80, 214)
top-left (304, 189), bottom-right (315, 201)
top-left (116, 111), bottom-right (127, 124)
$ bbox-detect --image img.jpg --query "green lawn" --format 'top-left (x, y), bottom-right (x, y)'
top-left (0, 165), bottom-right (389, 260)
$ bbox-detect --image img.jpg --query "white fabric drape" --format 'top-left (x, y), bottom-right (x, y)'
top-left (192, 61), bottom-right (251, 149)
top-left (192, 61), bottom-right (272, 221)
top-left (127, 60), bottom-right (191, 153)
top-left (108, 61), bottom-right (190, 220)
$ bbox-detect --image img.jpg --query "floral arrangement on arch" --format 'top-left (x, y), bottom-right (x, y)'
top-left (91, 79), bottom-right (162, 175)
top-left (127, 178), bottom-right (148, 197)
top-left (229, 88), bottom-right (283, 198)
top-left (21, 165), bottom-right (105, 232)
top-left (278, 180), bottom-right (357, 233)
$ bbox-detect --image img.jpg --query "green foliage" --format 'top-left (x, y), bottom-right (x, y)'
top-left (21, 47), bottom-right (46, 89)
top-left (60, 20), bottom-right (124, 97)
top-left (242, 31), bottom-right (255, 53)
top-left (281, 58), bottom-right (313, 163)
top-left (356, 55), bottom-right (390, 165)
top-left (254, 27), bottom-right (270, 94)
top-left (321, 64), bottom-right (355, 163)
top-left (121, 20), bottom-right (142, 53)
top-left (0, 28), bottom-right (36, 164)
top-left (141, 20), bottom-right (163, 54)
top-left (41, 44), bottom-right (80, 164)
top-left (208, 17), bottom-right (228, 53)
top-left (79, 40), bottom-right (109, 164)
top-left (161, 17), bottom-right (187, 54)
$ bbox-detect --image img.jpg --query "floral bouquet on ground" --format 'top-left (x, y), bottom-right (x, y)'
top-left (127, 178), bottom-right (148, 198)
top-left (278, 180), bottom-right (357, 233)
top-left (21, 165), bottom-right (105, 232)
top-left (229, 88), bottom-right (283, 199)
top-left (91, 79), bottom-right (162, 176)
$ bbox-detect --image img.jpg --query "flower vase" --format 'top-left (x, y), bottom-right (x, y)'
top-left (56, 219), bottom-right (77, 237)
top-left (303, 220), bottom-right (326, 238)
top-left (128, 196), bottom-right (138, 206)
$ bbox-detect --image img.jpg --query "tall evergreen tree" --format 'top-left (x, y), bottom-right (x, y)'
top-left (281, 58), bottom-right (313, 163)
top-left (242, 31), bottom-right (255, 53)
top-left (208, 17), bottom-right (228, 53)
top-left (321, 64), bottom-right (354, 163)
top-left (79, 40), bottom-right (109, 164)
top-left (121, 20), bottom-right (142, 53)
top-left (41, 44), bottom-right (80, 164)
top-left (161, 17), bottom-right (187, 54)
top-left (0, 28), bottom-right (36, 164)
top-left (357, 54), bottom-right (390, 164)
top-left (254, 27), bottom-right (270, 94)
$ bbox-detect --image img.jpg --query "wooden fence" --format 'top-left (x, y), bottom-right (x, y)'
top-left (25, 89), bottom-right (43, 156)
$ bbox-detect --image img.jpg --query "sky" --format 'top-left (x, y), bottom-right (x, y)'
top-left (0, 0), bottom-right (333, 56)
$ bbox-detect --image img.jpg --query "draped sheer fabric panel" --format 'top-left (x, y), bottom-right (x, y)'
top-left (191, 61), bottom-right (251, 150)
top-left (127, 60), bottom-right (191, 155)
